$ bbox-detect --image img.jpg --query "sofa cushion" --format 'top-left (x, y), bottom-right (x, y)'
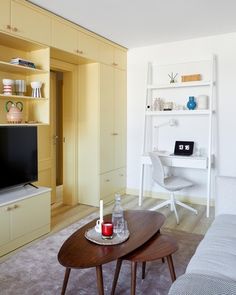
top-left (186, 214), bottom-right (236, 281)
top-left (168, 273), bottom-right (236, 295)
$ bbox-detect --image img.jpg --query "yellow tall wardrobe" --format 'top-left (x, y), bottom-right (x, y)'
top-left (78, 63), bottom-right (126, 206)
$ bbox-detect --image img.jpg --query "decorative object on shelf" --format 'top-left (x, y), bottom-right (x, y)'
top-left (15, 80), bottom-right (26, 96)
top-left (5, 101), bottom-right (23, 123)
top-left (163, 101), bottom-right (173, 111)
top-left (31, 81), bottom-right (42, 98)
top-left (10, 57), bottom-right (36, 69)
top-left (187, 96), bottom-right (197, 110)
top-left (197, 95), bottom-right (208, 110)
top-left (168, 72), bottom-right (178, 83)
top-left (181, 74), bottom-right (201, 82)
top-left (2, 79), bottom-right (14, 95)
top-left (152, 98), bottom-right (162, 111)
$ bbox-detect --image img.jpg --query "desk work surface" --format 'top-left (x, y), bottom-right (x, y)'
top-left (141, 152), bottom-right (209, 169)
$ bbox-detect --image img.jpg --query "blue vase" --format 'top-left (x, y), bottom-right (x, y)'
top-left (187, 96), bottom-right (196, 110)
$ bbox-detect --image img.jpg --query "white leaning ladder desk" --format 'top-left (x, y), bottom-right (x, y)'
top-left (139, 56), bottom-right (216, 217)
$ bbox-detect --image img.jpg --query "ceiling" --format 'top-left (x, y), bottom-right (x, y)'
top-left (28, 0), bottom-right (236, 49)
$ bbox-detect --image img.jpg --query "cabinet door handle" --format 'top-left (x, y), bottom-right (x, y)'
top-left (13, 204), bottom-right (19, 209)
top-left (12, 27), bottom-right (18, 32)
top-left (112, 62), bottom-right (118, 66)
top-left (6, 206), bottom-right (12, 211)
top-left (105, 179), bottom-right (110, 182)
top-left (119, 174), bottom-right (124, 177)
top-left (112, 133), bottom-right (118, 136)
top-left (6, 25), bottom-right (11, 30)
top-left (77, 50), bottom-right (83, 54)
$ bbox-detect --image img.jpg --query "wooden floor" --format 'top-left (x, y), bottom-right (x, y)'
top-left (51, 194), bottom-right (215, 235)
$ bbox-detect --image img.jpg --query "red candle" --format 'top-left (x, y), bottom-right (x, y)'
top-left (102, 222), bottom-right (113, 239)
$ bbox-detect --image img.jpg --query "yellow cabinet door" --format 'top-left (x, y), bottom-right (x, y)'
top-left (114, 69), bottom-right (127, 169)
top-left (100, 64), bottom-right (114, 173)
top-left (114, 48), bottom-right (127, 70)
top-left (51, 18), bottom-right (77, 54)
top-left (98, 42), bottom-right (114, 66)
top-left (11, 193), bottom-right (50, 240)
top-left (0, 205), bottom-right (10, 246)
top-left (11, 0), bottom-right (51, 45)
top-left (77, 30), bottom-right (99, 60)
top-left (0, 0), bottom-right (11, 33)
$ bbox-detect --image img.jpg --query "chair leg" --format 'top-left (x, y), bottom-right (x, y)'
top-left (176, 200), bottom-right (198, 215)
top-left (166, 255), bottom-right (176, 282)
top-left (149, 199), bottom-right (171, 211)
top-left (111, 259), bottom-right (123, 295)
top-left (131, 262), bottom-right (137, 295)
top-left (170, 193), bottom-right (179, 224)
top-left (142, 262), bottom-right (146, 279)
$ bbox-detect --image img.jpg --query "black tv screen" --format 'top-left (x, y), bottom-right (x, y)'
top-left (0, 126), bottom-right (38, 191)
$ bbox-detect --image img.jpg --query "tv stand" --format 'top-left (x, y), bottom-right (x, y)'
top-left (0, 186), bottom-right (51, 257)
top-left (24, 183), bottom-right (39, 189)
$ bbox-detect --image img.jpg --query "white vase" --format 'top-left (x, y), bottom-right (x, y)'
top-left (197, 95), bottom-right (208, 110)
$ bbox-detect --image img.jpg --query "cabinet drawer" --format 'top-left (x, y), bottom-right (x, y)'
top-left (171, 158), bottom-right (207, 169)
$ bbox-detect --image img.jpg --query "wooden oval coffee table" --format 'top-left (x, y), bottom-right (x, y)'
top-left (58, 210), bottom-right (165, 295)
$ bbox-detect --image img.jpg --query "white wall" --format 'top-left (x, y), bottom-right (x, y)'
top-left (127, 32), bottom-right (236, 204)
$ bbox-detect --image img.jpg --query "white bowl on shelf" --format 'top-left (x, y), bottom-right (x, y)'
top-left (2, 79), bottom-right (14, 86)
top-left (30, 81), bottom-right (42, 89)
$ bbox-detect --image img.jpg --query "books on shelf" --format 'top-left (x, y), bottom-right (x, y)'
top-left (10, 57), bottom-right (36, 69)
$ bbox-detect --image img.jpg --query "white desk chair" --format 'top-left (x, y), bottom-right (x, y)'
top-left (149, 152), bottom-right (197, 224)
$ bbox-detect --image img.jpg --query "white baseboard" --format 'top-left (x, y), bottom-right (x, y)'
top-left (126, 188), bottom-right (215, 206)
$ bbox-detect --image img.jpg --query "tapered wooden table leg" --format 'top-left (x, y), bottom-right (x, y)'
top-left (111, 259), bottom-right (122, 295)
top-left (142, 262), bottom-right (146, 279)
top-left (61, 267), bottom-right (71, 295)
top-left (131, 261), bottom-right (137, 295)
top-left (96, 265), bottom-right (104, 295)
top-left (166, 255), bottom-right (176, 282)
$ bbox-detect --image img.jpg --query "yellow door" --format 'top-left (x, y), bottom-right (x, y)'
top-left (114, 68), bottom-right (127, 169)
top-left (11, 1), bottom-right (51, 45)
top-left (0, 0), bottom-right (11, 33)
top-left (100, 64), bottom-right (114, 173)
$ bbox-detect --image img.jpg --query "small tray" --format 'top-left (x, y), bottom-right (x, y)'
top-left (85, 227), bottom-right (130, 245)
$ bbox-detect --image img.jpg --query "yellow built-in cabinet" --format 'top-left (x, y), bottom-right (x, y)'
top-left (0, 187), bottom-right (51, 257)
top-left (78, 63), bottom-right (126, 206)
top-left (0, 0), bottom-right (51, 46)
top-left (51, 17), bottom-right (99, 61)
top-left (0, 0), bottom-right (11, 33)
top-left (0, 0), bottom-right (127, 209)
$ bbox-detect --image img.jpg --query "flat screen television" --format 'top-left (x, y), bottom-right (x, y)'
top-left (0, 126), bottom-right (38, 191)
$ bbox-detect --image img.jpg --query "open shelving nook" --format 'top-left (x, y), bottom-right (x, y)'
top-left (0, 33), bottom-right (50, 125)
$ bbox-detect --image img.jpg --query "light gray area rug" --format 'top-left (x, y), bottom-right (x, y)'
top-left (0, 212), bottom-right (203, 295)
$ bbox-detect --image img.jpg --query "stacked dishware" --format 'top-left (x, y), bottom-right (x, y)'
top-left (2, 79), bottom-right (14, 95)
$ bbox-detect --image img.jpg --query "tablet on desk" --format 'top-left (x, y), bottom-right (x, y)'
top-left (173, 141), bottom-right (194, 156)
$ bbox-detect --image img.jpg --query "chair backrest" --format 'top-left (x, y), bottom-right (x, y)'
top-left (149, 152), bottom-right (165, 186)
